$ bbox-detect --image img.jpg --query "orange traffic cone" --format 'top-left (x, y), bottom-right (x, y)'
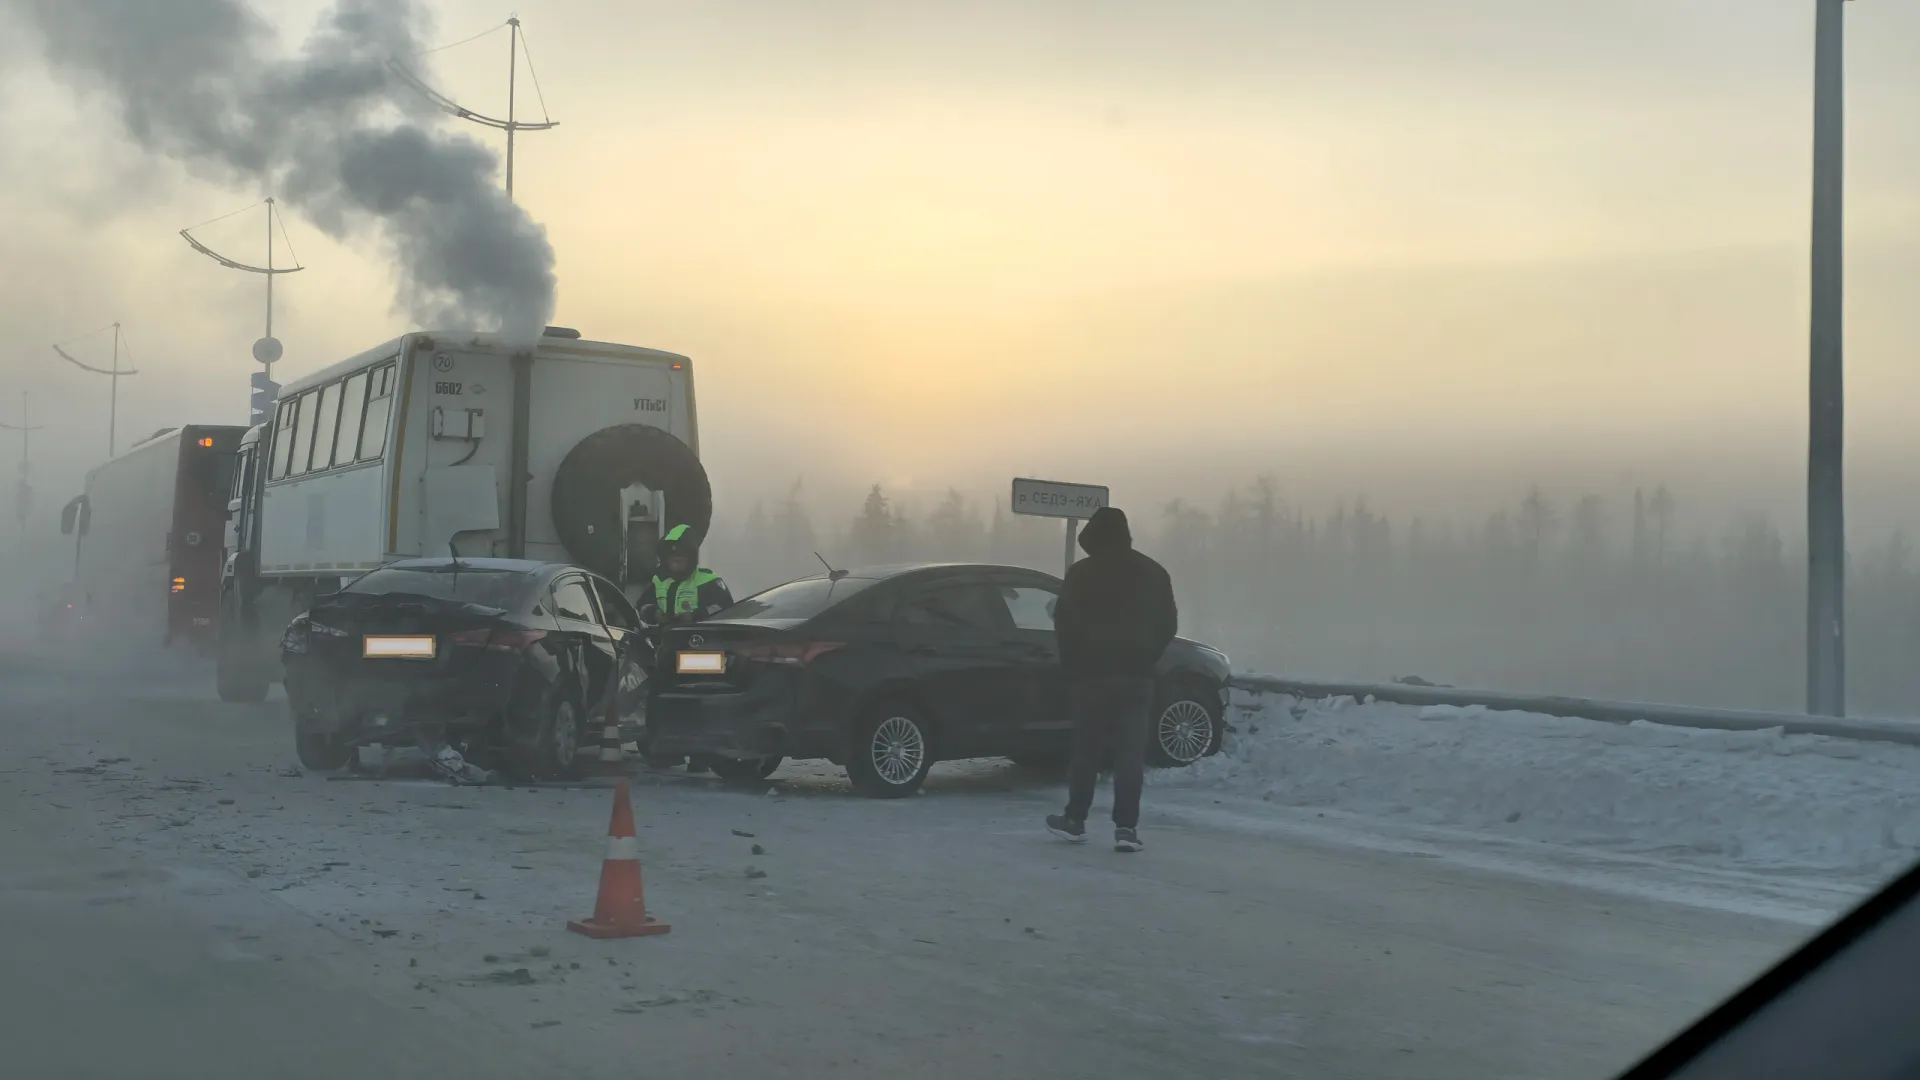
top-left (567, 780), bottom-right (670, 939)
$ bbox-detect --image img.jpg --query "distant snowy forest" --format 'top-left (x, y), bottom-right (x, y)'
top-left (705, 478), bottom-right (1920, 716)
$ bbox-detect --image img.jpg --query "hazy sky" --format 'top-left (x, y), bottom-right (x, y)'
top-left (2, 0), bottom-right (1917, 536)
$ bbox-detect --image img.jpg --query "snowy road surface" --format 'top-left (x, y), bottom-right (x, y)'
top-left (0, 657), bottom-right (1862, 1080)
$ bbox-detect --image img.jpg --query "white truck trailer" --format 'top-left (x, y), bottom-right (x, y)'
top-left (215, 326), bottom-right (708, 701)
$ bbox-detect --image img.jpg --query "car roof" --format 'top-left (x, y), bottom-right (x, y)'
top-left (379, 557), bottom-right (572, 575)
top-left (795, 562), bottom-right (1062, 584)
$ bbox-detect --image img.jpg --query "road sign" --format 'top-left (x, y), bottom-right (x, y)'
top-left (1010, 478), bottom-right (1109, 521)
top-left (1011, 477), bottom-right (1110, 577)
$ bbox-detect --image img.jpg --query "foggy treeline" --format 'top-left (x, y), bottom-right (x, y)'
top-left (707, 479), bottom-right (1920, 716)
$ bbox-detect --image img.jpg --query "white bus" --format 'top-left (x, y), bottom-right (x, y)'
top-left (59, 424), bottom-right (247, 652)
top-left (215, 326), bottom-right (708, 701)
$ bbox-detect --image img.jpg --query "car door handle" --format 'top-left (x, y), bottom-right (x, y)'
top-left (907, 645), bottom-right (940, 657)
top-left (1001, 641), bottom-right (1052, 656)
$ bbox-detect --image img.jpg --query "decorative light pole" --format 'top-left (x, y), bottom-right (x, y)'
top-left (181, 198), bottom-right (305, 425)
top-left (388, 16), bottom-right (559, 200)
top-left (53, 323), bottom-right (137, 457)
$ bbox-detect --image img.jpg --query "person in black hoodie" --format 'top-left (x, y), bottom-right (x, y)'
top-left (1045, 506), bottom-right (1177, 852)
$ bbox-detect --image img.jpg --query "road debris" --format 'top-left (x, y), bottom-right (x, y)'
top-left (613, 989), bottom-right (727, 1012)
top-left (426, 743), bottom-right (495, 786)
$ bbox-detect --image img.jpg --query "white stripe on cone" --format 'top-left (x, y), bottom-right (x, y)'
top-left (605, 835), bottom-right (640, 861)
top-left (598, 725), bottom-right (623, 762)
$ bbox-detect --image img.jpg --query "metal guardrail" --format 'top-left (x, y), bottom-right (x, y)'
top-left (1227, 673), bottom-right (1920, 749)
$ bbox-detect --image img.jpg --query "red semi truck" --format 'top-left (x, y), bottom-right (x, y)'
top-left (59, 424), bottom-right (246, 652)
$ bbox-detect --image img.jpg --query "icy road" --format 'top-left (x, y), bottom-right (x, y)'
top-left (0, 657), bottom-right (1881, 1080)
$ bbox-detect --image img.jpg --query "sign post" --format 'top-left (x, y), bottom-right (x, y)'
top-left (1010, 477), bottom-right (1110, 578)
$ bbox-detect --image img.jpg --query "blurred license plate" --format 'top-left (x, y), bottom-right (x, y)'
top-left (364, 635), bottom-right (436, 660)
top-left (676, 651), bottom-right (726, 675)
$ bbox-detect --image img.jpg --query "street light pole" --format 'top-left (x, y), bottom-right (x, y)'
top-left (180, 200), bottom-right (301, 425)
top-left (506, 17), bottom-right (518, 200)
top-left (0, 391), bottom-right (45, 535)
top-left (1806, 0), bottom-right (1848, 716)
top-left (53, 323), bottom-right (138, 458)
top-left (386, 16), bottom-right (558, 203)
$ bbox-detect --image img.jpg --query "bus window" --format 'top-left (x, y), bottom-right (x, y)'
top-left (287, 391), bottom-right (321, 477)
top-left (268, 399), bottom-right (298, 481)
top-left (308, 381), bottom-right (342, 472)
top-left (332, 371), bottom-right (369, 468)
top-left (357, 362), bottom-right (395, 461)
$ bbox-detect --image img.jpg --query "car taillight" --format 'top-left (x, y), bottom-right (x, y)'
top-left (734, 641), bottom-right (845, 666)
top-left (451, 628), bottom-right (547, 652)
top-left (170, 576), bottom-right (186, 594)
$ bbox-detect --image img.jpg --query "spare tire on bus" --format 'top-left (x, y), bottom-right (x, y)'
top-left (550, 423), bottom-right (711, 585)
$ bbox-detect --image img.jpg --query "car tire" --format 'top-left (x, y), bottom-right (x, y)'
top-left (846, 702), bottom-right (935, 798)
top-left (708, 756), bottom-right (783, 785)
top-left (292, 705), bottom-right (353, 771)
top-left (1147, 681), bottom-right (1224, 768)
top-left (507, 693), bottom-right (587, 782)
top-left (217, 656), bottom-right (271, 704)
top-left (215, 611), bottom-right (270, 703)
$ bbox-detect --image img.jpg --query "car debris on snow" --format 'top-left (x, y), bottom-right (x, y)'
top-left (613, 989), bottom-right (731, 1012)
top-left (426, 742), bottom-right (495, 786)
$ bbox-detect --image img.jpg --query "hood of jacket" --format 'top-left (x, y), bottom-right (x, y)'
top-left (1078, 506), bottom-right (1132, 556)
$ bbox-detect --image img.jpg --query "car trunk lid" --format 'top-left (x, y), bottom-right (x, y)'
top-left (307, 592), bottom-right (524, 680)
top-left (656, 619), bottom-right (833, 691)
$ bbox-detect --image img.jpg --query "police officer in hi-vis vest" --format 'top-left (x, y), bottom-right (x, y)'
top-left (651, 524), bottom-right (734, 625)
top-left (646, 523), bottom-right (735, 774)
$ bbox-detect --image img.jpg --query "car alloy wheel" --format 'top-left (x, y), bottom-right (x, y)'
top-left (1157, 699), bottom-right (1216, 766)
top-left (870, 714), bottom-right (926, 787)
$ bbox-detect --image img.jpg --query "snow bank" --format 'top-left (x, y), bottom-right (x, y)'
top-left (1156, 691), bottom-right (1920, 883)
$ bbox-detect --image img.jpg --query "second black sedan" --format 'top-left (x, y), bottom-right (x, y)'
top-left (282, 558), bottom-right (648, 779)
top-left (647, 562), bottom-right (1232, 797)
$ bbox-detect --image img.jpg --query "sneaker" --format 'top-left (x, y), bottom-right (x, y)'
top-left (1114, 827), bottom-right (1143, 853)
top-left (1046, 814), bottom-right (1088, 843)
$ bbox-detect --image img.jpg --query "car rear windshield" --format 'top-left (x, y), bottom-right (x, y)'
top-left (716, 576), bottom-right (879, 621)
top-left (341, 566), bottom-right (534, 610)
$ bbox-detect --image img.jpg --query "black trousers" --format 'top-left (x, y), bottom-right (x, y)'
top-left (1063, 674), bottom-right (1156, 830)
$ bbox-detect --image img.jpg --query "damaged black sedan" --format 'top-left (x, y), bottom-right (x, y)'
top-left (282, 558), bottom-right (645, 779)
